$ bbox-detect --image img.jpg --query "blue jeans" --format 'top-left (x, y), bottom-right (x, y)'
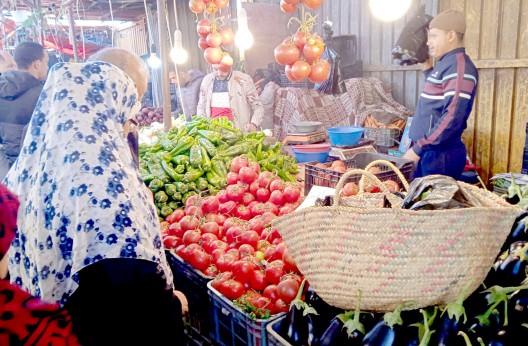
top-left (414, 142), bottom-right (467, 180)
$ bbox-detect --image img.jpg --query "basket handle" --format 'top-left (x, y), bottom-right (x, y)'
top-left (333, 168), bottom-right (403, 208)
top-left (360, 159), bottom-right (410, 193)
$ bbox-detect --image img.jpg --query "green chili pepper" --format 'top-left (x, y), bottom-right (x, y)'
top-left (198, 137), bottom-right (217, 157)
top-left (197, 130), bottom-right (222, 145)
top-left (174, 182), bottom-right (189, 194)
top-left (201, 146), bottom-right (212, 172)
top-left (160, 139), bottom-right (175, 152)
top-left (169, 136), bottom-right (194, 156)
top-left (196, 177), bottom-right (209, 191)
top-left (160, 160), bottom-right (184, 182)
top-left (148, 178), bottom-right (164, 192)
top-left (206, 170), bottom-right (225, 189)
top-left (168, 200), bottom-right (180, 210)
top-left (211, 157), bottom-right (228, 177)
top-left (147, 160), bottom-right (169, 180)
top-left (184, 167), bottom-right (204, 183)
top-left (156, 151), bottom-right (172, 162)
top-left (164, 183), bottom-right (177, 196)
top-left (171, 155), bottom-right (190, 166)
top-left (154, 191), bottom-right (169, 203)
top-left (160, 205), bottom-right (173, 217)
top-left (189, 142), bottom-right (204, 168)
top-left (171, 192), bottom-right (182, 202)
top-left (221, 143), bottom-right (248, 157)
top-left (174, 164), bottom-right (185, 174)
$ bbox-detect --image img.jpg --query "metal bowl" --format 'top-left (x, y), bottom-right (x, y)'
top-left (292, 121), bottom-right (323, 133)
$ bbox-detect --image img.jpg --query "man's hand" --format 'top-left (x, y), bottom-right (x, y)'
top-left (402, 148), bottom-right (420, 163)
top-left (244, 123), bottom-right (258, 133)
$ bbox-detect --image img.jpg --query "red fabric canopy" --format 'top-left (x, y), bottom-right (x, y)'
top-left (43, 34), bottom-right (103, 58)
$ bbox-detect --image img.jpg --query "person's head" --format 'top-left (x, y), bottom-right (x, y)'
top-left (169, 69), bottom-right (178, 84)
top-left (427, 9), bottom-right (466, 59)
top-left (89, 47), bottom-right (149, 98)
top-left (176, 70), bottom-right (193, 87)
top-left (211, 64), bottom-right (231, 79)
top-left (13, 42), bottom-right (48, 80)
top-left (0, 50), bottom-right (16, 73)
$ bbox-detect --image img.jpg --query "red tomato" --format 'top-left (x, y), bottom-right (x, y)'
top-left (263, 284), bottom-right (279, 301)
top-left (225, 226), bottom-right (244, 244)
top-left (206, 32), bottom-right (223, 45)
top-left (263, 244), bottom-right (276, 261)
top-left (249, 270), bottom-right (269, 291)
top-left (273, 242), bottom-right (288, 261)
top-left (275, 299), bottom-right (290, 313)
top-left (257, 239), bottom-right (271, 252)
top-left (220, 28), bottom-right (234, 46)
top-left (216, 253), bottom-right (236, 273)
top-left (250, 202), bottom-right (267, 217)
top-left (231, 156), bottom-right (250, 173)
top-left (258, 171), bottom-right (275, 188)
top-left (196, 19), bottom-right (212, 37)
top-left (219, 279), bottom-right (245, 300)
top-left (249, 161), bottom-right (261, 174)
top-left (383, 179), bottom-right (400, 192)
top-left (218, 201), bottom-right (237, 215)
top-left (165, 209), bottom-right (185, 224)
top-left (285, 64), bottom-right (304, 82)
top-left (214, 0), bottom-right (229, 9)
top-left (274, 43), bottom-right (300, 66)
top-left (204, 47), bottom-right (223, 64)
top-left (292, 31), bottom-right (307, 50)
top-left (277, 278), bottom-right (300, 304)
top-left (341, 182), bottom-right (359, 197)
top-left (253, 296), bottom-right (273, 317)
top-left (234, 205), bottom-right (251, 221)
top-left (216, 189), bottom-right (230, 203)
top-left (264, 202), bottom-right (279, 215)
top-left (168, 222), bottom-right (185, 238)
top-left (240, 230), bottom-right (260, 249)
top-left (198, 36), bottom-right (209, 50)
top-left (282, 249), bottom-right (300, 273)
top-left (163, 235), bottom-right (181, 249)
top-left (291, 60), bottom-right (311, 80)
top-left (232, 260), bottom-right (257, 283)
top-left (201, 196), bottom-right (220, 214)
top-left (269, 179), bottom-right (285, 192)
top-left (184, 205), bottom-right (204, 218)
top-left (211, 248), bottom-right (226, 263)
top-left (261, 212), bottom-right (277, 226)
top-left (219, 53), bottom-right (233, 72)
top-left (256, 188), bottom-right (271, 202)
top-left (189, 0), bottom-right (205, 14)
top-left (188, 250), bottom-right (212, 272)
top-left (205, 213), bottom-right (226, 226)
top-left (265, 260), bottom-right (285, 285)
top-left (226, 248), bottom-right (240, 260)
top-left (284, 0), bottom-right (300, 4)
top-left (283, 186), bottom-right (301, 203)
top-left (238, 244), bottom-right (255, 258)
top-left (303, 43), bottom-right (324, 63)
top-left (303, 0), bottom-right (322, 10)
top-left (203, 264), bottom-right (218, 277)
top-left (226, 184), bottom-right (244, 202)
top-left (250, 180), bottom-right (260, 196)
top-left (237, 182), bottom-right (250, 194)
top-left (183, 230), bottom-right (201, 245)
top-left (180, 216), bottom-right (199, 231)
top-left (239, 166), bottom-right (258, 184)
top-left (242, 192), bottom-right (256, 206)
top-left (279, 0), bottom-right (297, 14)
top-left (248, 217), bottom-right (265, 235)
top-left (279, 204), bottom-right (296, 216)
top-left (309, 59), bottom-right (330, 83)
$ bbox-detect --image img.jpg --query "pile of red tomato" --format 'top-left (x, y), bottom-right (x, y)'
top-left (274, 0), bottom-right (329, 83)
top-left (189, 0), bottom-right (235, 70)
top-left (161, 156), bottom-right (304, 318)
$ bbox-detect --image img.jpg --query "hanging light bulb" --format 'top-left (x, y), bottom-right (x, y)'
top-left (369, 0), bottom-right (413, 22)
top-left (170, 30), bottom-right (189, 65)
top-left (147, 43), bottom-right (162, 69)
top-left (235, 8), bottom-right (254, 50)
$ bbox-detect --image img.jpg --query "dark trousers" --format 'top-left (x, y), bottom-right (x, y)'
top-left (414, 142), bottom-right (467, 180)
top-left (64, 258), bottom-right (184, 346)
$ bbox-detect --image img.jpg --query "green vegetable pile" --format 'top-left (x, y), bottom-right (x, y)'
top-left (138, 116), bottom-right (298, 218)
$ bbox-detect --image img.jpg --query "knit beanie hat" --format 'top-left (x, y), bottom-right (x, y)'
top-left (429, 10), bottom-right (466, 34)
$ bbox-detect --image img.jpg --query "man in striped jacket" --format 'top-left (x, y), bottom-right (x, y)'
top-left (403, 10), bottom-right (478, 179)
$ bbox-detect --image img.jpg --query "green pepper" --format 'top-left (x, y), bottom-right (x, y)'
top-left (174, 182), bottom-right (189, 194)
top-left (169, 136), bottom-right (194, 156)
top-left (211, 157), bottom-right (228, 177)
top-left (197, 130), bottom-right (222, 145)
top-left (188, 182), bottom-right (199, 192)
top-left (206, 170), bottom-right (226, 189)
top-left (168, 200), bottom-right (180, 210)
top-left (148, 178), bottom-right (164, 192)
top-left (171, 155), bottom-right (190, 166)
top-left (147, 159), bottom-right (169, 180)
top-left (171, 192), bottom-right (182, 202)
top-left (160, 205), bottom-right (173, 217)
top-left (213, 127), bottom-right (242, 145)
top-left (145, 143), bottom-right (163, 154)
top-left (184, 167), bottom-right (204, 183)
top-left (156, 151), bottom-right (172, 162)
top-left (141, 173), bottom-right (156, 183)
top-left (201, 146), bottom-right (212, 172)
top-left (139, 143), bottom-right (150, 155)
top-left (164, 183), bottom-right (177, 196)
top-left (174, 164), bottom-right (185, 174)
top-left (196, 177), bottom-right (209, 191)
top-left (189, 142), bottom-right (203, 168)
top-left (198, 137), bottom-right (217, 157)
top-left (264, 163), bottom-right (295, 182)
top-left (208, 186), bottom-right (220, 196)
top-left (154, 190), bottom-right (169, 203)
top-left (160, 160), bottom-right (184, 182)
top-left (160, 139), bottom-right (175, 152)
top-left (220, 143), bottom-right (248, 157)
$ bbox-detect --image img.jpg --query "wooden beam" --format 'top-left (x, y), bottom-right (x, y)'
top-left (363, 59), bottom-right (528, 72)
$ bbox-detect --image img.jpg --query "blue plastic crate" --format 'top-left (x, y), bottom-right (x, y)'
top-left (266, 316), bottom-right (291, 346)
top-left (166, 251), bottom-right (213, 345)
top-left (208, 281), bottom-right (285, 346)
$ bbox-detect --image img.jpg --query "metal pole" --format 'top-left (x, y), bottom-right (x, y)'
top-left (156, 0), bottom-right (172, 131)
top-left (68, 5), bottom-right (79, 62)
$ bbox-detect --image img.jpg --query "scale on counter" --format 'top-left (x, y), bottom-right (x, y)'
top-left (328, 138), bottom-right (377, 160)
top-left (281, 131), bottom-right (329, 145)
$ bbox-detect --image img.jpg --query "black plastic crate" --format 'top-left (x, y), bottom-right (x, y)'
top-left (303, 152), bottom-right (415, 195)
top-left (208, 281), bottom-right (285, 346)
top-left (266, 316), bottom-right (291, 346)
top-left (166, 251), bottom-right (213, 345)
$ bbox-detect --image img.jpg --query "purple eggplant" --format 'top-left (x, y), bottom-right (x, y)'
top-left (362, 302), bottom-right (413, 346)
top-left (436, 286), bottom-right (470, 346)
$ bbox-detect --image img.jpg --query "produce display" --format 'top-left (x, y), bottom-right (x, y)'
top-left (138, 116), bottom-right (298, 219)
top-left (136, 106), bottom-right (164, 127)
top-left (161, 155), bottom-right (304, 320)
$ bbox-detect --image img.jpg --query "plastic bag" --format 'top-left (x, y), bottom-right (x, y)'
top-left (392, 4), bottom-right (433, 66)
top-left (402, 175), bottom-right (480, 210)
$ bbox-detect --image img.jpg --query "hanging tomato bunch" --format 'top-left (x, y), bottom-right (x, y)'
top-left (189, 0), bottom-right (234, 71)
top-left (274, 0), bottom-right (329, 84)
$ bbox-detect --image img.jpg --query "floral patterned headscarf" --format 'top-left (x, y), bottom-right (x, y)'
top-left (3, 61), bottom-right (172, 305)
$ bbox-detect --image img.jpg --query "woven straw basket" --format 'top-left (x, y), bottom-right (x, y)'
top-left (272, 161), bottom-right (522, 312)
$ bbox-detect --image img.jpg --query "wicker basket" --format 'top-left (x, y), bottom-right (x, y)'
top-left (272, 163), bottom-right (522, 312)
top-left (363, 127), bottom-right (402, 147)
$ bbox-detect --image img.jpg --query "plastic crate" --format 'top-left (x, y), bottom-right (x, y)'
top-left (166, 251), bottom-right (213, 345)
top-left (279, 73), bottom-right (309, 89)
top-left (266, 316), bottom-right (291, 346)
top-left (331, 35), bottom-right (357, 65)
top-left (208, 281), bottom-right (285, 346)
top-left (303, 152), bottom-right (415, 195)
top-left (363, 127), bottom-right (402, 147)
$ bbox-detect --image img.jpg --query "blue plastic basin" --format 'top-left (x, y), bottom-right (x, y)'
top-left (292, 149), bottom-right (330, 163)
top-left (326, 126), bottom-right (364, 146)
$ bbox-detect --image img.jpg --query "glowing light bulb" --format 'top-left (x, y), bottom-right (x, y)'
top-left (235, 8), bottom-right (254, 51)
top-left (147, 53), bottom-right (162, 69)
top-left (369, 0), bottom-right (412, 22)
top-left (170, 30), bottom-right (189, 65)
